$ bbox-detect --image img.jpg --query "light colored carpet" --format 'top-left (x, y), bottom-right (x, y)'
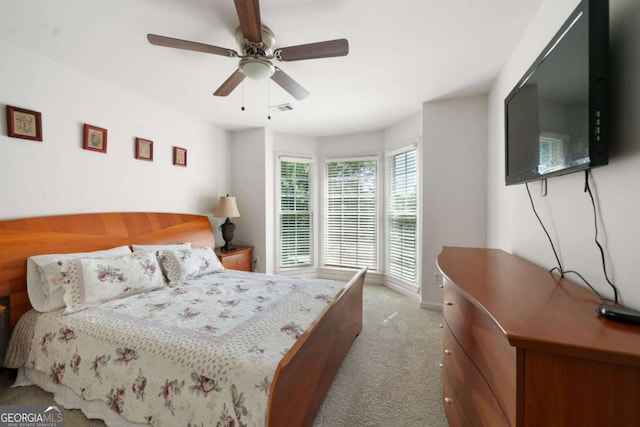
top-left (0, 284), bottom-right (447, 426)
top-left (313, 284), bottom-right (447, 426)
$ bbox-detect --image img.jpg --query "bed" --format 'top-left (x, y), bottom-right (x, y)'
top-left (0, 212), bottom-right (366, 426)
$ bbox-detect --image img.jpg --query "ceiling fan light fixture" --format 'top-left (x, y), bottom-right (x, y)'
top-left (239, 57), bottom-right (275, 80)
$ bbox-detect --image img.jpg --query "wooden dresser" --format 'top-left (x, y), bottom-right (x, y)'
top-left (437, 246), bottom-right (640, 427)
top-left (215, 246), bottom-right (253, 272)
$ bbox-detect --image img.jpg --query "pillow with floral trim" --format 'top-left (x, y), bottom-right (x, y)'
top-left (27, 245), bottom-right (132, 312)
top-left (157, 247), bottom-right (224, 284)
top-left (41, 251), bottom-right (165, 313)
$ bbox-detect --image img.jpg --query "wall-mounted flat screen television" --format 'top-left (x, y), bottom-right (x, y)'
top-left (504, 0), bottom-right (609, 185)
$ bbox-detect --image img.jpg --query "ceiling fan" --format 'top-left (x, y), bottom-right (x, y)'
top-left (147, 0), bottom-right (349, 101)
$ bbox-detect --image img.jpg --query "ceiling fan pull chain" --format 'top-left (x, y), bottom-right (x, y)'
top-left (241, 80), bottom-right (246, 111)
top-left (267, 79), bottom-right (272, 120)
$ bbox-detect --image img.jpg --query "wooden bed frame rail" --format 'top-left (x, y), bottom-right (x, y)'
top-left (267, 267), bottom-right (366, 426)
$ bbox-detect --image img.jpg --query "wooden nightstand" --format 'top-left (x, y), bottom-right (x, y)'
top-left (0, 305), bottom-right (7, 367)
top-left (215, 246), bottom-right (253, 272)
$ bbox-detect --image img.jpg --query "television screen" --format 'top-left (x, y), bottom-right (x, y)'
top-left (504, 0), bottom-right (608, 185)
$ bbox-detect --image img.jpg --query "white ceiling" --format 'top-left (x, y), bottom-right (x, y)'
top-left (0, 0), bottom-right (543, 137)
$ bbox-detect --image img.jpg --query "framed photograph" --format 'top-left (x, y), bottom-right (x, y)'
top-left (135, 138), bottom-right (154, 161)
top-left (6, 105), bottom-right (42, 141)
top-left (173, 146), bottom-right (187, 167)
top-left (83, 124), bottom-right (108, 153)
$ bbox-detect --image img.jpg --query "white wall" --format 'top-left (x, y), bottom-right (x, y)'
top-left (318, 131), bottom-right (385, 158)
top-left (0, 40), bottom-right (231, 243)
top-left (230, 128), bottom-right (274, 273)
top-left (274, 133), bottom-right (319, 156)
top-left (422, 95), bottom-right (488, 307)
top-left (384, 113), bottom-right (422, 151)
top-left (487, 0), bottom-right (640, 308)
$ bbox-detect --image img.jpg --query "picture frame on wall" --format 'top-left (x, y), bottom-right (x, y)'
top-left (173, 146), bottom-right (187, 167)
top-left (135, 137), bottom-right (154, 161)
top-left (6, 105), bottom-right (43, 141)
top-left (83, 124), bottom-right (108, 153)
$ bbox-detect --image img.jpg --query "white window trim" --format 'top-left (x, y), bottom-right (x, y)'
top-left (384, 141), bottom-right (421, 293)
top-left (321, 154), bottom-right (383, 272)
top-left (275, 153), bottom-right (318, 274)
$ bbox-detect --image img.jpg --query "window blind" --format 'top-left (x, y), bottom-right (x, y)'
top-left (387, 147), bottom-right (417, 283)
top-left (325, 159), bottom-right (377, 270)
top-left (279, 158), bottom-right (313, 268)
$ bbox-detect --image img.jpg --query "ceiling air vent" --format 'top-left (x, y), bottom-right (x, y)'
top-left (270, 103), bottom-right (294, 113)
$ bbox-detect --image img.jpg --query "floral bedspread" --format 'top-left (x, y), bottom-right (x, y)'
top-left (24, 270), bottom-right (344, 426)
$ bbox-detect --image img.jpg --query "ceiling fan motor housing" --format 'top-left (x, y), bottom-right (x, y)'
top-left (235, 25), bottom-right (276, 57)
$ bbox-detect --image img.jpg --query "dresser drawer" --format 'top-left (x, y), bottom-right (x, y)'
top-left (443, 283), bottom-right (516, 425)
top-left (443, 325), bottom-right (510, 427)
top-left (442, 367), bottom-right (472, 427)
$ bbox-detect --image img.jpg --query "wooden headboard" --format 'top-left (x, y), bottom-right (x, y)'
top-left (0, 212), bottom-right (215, 329)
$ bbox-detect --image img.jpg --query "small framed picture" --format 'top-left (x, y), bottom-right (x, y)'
top-left (83, 124), bottom-right (108, 153)
top-left (6, 105), bottom-right (42, 141)
top-left (173, 146), bottom-right (187, 166)
top-left (135, 138), bottom-right (154, 161)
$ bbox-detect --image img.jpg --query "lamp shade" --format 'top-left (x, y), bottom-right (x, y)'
top-left (213, 196), bottom-right (240, 218)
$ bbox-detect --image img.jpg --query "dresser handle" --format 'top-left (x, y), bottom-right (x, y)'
top-left (438, 323), bottom-right (443, 328)
top-left (444, 397), bottom-right (453, 405)
top-left (444, 349), bottom-right (452, 355)
top-left (439, 284), bottom-right (444, 289)
top-left (444, 301), bottom-right (453, 306)
top-left (438, 363), bottom-right (444, 368)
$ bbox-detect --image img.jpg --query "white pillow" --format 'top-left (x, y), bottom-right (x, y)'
top-left (157, 247), bottom-right (224, 285)
top-left (132, 243), bottom-right (191, 252)
top-left (27, 245), bottom-right (132, 312)
top-left (40, 251), bottom-right (165, 314)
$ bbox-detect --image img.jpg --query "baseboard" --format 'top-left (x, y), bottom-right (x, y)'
top-left (420, 301), bottom-right (443, 312)
top-left (385, 282), bottom-right (420, 301)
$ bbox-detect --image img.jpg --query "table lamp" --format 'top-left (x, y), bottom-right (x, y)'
top-left (213, 195), bottom-right (241, 251)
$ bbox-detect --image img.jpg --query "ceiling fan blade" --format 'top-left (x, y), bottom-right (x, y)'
top-left (271, 67), bottom-right (309, 100)
top-left (234, 0), bottom-right (262, 43)
top-left (213, 69), bottom-right (246, 96)
top-left (274, 39), bottom-right (349, 62)
top-left (147, 34), bottom-right (237, 57)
